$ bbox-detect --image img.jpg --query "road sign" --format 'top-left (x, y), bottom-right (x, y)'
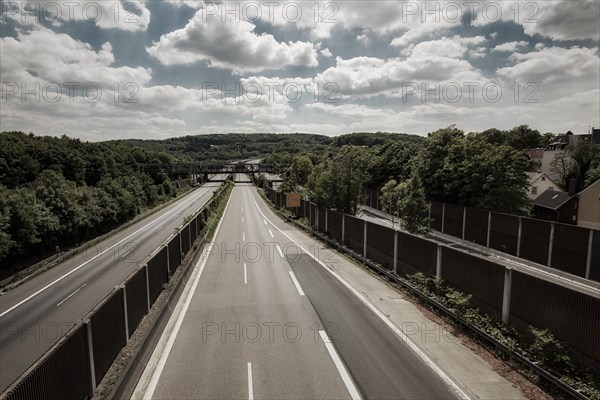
top-left (286, 192), bottom-right (301, 208)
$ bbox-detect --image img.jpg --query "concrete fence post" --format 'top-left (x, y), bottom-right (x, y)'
top-left (341, 214), bottom-right (345, 244)
top-left (166, 245), bottom-right (171, 277)
top-left (363, 221), bottom-right (368, 259)
top-left (441, 203), bottom-right (446, 233)
top-left (502, 268), bottom-right (513, 324)
top-left (179, 231), bottom-right (183, 264)
top-left (121, 285), bottom-right (129, 340)
top-left (486, 212), bottom-right (492, 248)
top-left (393, 230), bottom-right (398, 274)
top-left (547, 223), bottom-right (555, 267)
top-left (461, 207), bottom-right (466, 240)
top-left (144, 264), bottom-right (151, 312)
top-left (436, 244), bottom-right (442, 279)
top-left (85, 320), bottom-right (97, 391)
top-left (586, 229), bottom-right (594, 279)
top-left (516, 217), bottom-right (523, 258)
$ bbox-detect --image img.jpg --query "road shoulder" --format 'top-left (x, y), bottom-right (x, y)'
top-left (252, 187), bottom-right (529, 400)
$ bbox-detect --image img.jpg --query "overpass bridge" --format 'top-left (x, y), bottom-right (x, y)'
top-left (137, 163), bottom-right (286, 182)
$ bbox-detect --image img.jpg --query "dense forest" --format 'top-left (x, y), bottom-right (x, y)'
top-left (0, 132), bottom-right (194, 274)
top-left (3, 126), bottom-right (598, 273)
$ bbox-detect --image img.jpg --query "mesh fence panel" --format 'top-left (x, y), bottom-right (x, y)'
top-left (396, 232), bottom-right (437, 276)
top-left (551, 224), bottom-right (589, 277)
top-left (366, 222), bottom-right (394, 270)
top-left (464, 208), bottom-right (489, 246)
top-left (125, 266), bottom-right (148, 337)
top-left (443, 203), bottom-right (464, 238)
top-left (343, 215), bottom-right (364, 255)
top-left (489, 212), bottom-right (519, 255)
top-left (147, 247), bottom-right (169, 305)
top-left (520, 217), bottom-right (551, 265)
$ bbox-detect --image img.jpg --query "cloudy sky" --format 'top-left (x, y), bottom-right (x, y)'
top-left (1, 0), bottom-right (599, 141)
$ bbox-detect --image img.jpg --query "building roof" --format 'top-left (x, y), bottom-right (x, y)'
top-left (578, 178), bottom-right (600, 196)
top-left (526, 172), bottom-right (558, 186)
top-left (533, 189), bottom-right (574, 210)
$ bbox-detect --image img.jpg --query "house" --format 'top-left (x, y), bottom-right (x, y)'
top-left (577, 179), bottom-right (600, 229)
top-left (532, 188), bottom-right (578, 224)
top-left (526, 172), bottom-right (560, 200)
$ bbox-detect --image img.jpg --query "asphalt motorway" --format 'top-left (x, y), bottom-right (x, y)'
top-left (140, 184), bottom-right (457, 399)
top-left (0, 183), bottom-right (221, 392)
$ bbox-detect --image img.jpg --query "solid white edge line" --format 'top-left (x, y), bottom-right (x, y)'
top-left (268, 229), bottom-right (274, 238)
top-left (247, 362), bottom-right (254, 400)
top-left (319, 330), bottom-right (361, 400)
top-left (0, 188), bottom-right (215, 319)
top-left (243, 232), bottom-right (246, 242)
top-left (276, 245), bottom-right (284, 259)
top-left (249, 190), bottom-right (471, 400)
top-left (139, 187), bottom-right (233, 399)
top-left (244, 263), bottom-right (248, 285)
top-left (288, 271), bottom-right (305, 296)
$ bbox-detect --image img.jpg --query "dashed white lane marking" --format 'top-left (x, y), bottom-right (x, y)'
top-left (289, 271), bottom-right (305, 296)
top-left (268, 229), bottom-right (274, 238)
top-left (247, 362), bottom-right (254, 400)
top-left (244, 263), bottom-right (248, 284)
top-left (56, 284), bottom-right (87, 307)
top-left (276, 245), bottom-right (284, 259)
top-left (319, 330), bottom-right (361, 399)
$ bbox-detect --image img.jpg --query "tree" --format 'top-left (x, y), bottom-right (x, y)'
top-left (416, 126), bottom-right (530, 213)
top-left (397, 175), bottom-right (430, 234)
top-left (551, 143), bottom-right (600, 191)
top-left (550, 151), bottom-right (577, 191)
top-left (368, 141), bottom-right (417, 188)
top-left (380, 179), bottom-right (400, 226)
top-left (289, 155), bottom-right (313, 186)
top-left (309, 146), bottom-right (371, 214)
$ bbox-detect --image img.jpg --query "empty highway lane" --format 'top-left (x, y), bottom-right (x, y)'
top-left (137, 185), bottom-right (457, 399)
top-left (0, 183), bottom-right (220, 391)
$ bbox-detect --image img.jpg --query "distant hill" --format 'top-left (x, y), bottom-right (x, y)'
top-left (106, 133), bottom-right (333, 163)
top-left (333, 132), bottom-right (424, 147)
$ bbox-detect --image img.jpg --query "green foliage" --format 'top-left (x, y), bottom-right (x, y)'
top-left (528, 327), bottom-right (574, 375)
top-left (406, 273), bottom-right (599, 399)
top-left (551, 142), bottom-right (600, 191)
top-left (368, 141), bottom-right (418, 188)
top-left (416, 126), bottom-right (530, 214)
top-left (480, 125), bottom-right (544, 150)
top-left (333, 132), bottom-right (423, 148)
top-left (380, 179), bottom-right (399, 218)
top-left (397, 175), bottom-right (430, 234)
top-left (0, 131), bottom-right (192, 272)
top-left (308, 146), bottom-right (371, 214)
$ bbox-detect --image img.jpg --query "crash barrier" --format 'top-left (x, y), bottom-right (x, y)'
top-left (1, 184), bottom-right (230, 400)
top-left (363, 187), bottom-right (599, 282)
top-left (265, 186), bottom-right (600, 383)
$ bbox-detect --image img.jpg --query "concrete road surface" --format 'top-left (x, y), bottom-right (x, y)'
top-left (0, 183), bottom-right (220, 391)
top-left (136, 185), bottom-right (456, 399)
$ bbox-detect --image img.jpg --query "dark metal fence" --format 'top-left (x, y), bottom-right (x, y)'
top-left (90, 289), bottom-right (127, 384)
top-left (364, 187), bottom-right (599, 282)
top-left (3, 324), bottom-right (92, 400)
top-left (366, 222), bottom-right (394, 271)
top-left (125, 266), bottom-right (148, 339)
top-left (263, 187), bottom-right (600, 382)
top-left (147, 247), bottom-right (169, 305)
top-left (396, 232), bottom-right (437, 277)
top-left (441, 247), bottom-right (504, 317)
top-left (2, 184), bottom-right (229, 400)
top-left (510, 271), bottom-right (600, 377)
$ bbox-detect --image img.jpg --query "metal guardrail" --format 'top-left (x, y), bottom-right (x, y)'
top-left (267, 199), bottom-right (592, 400)
top-left (1, 182), bottom-right (232, 400)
